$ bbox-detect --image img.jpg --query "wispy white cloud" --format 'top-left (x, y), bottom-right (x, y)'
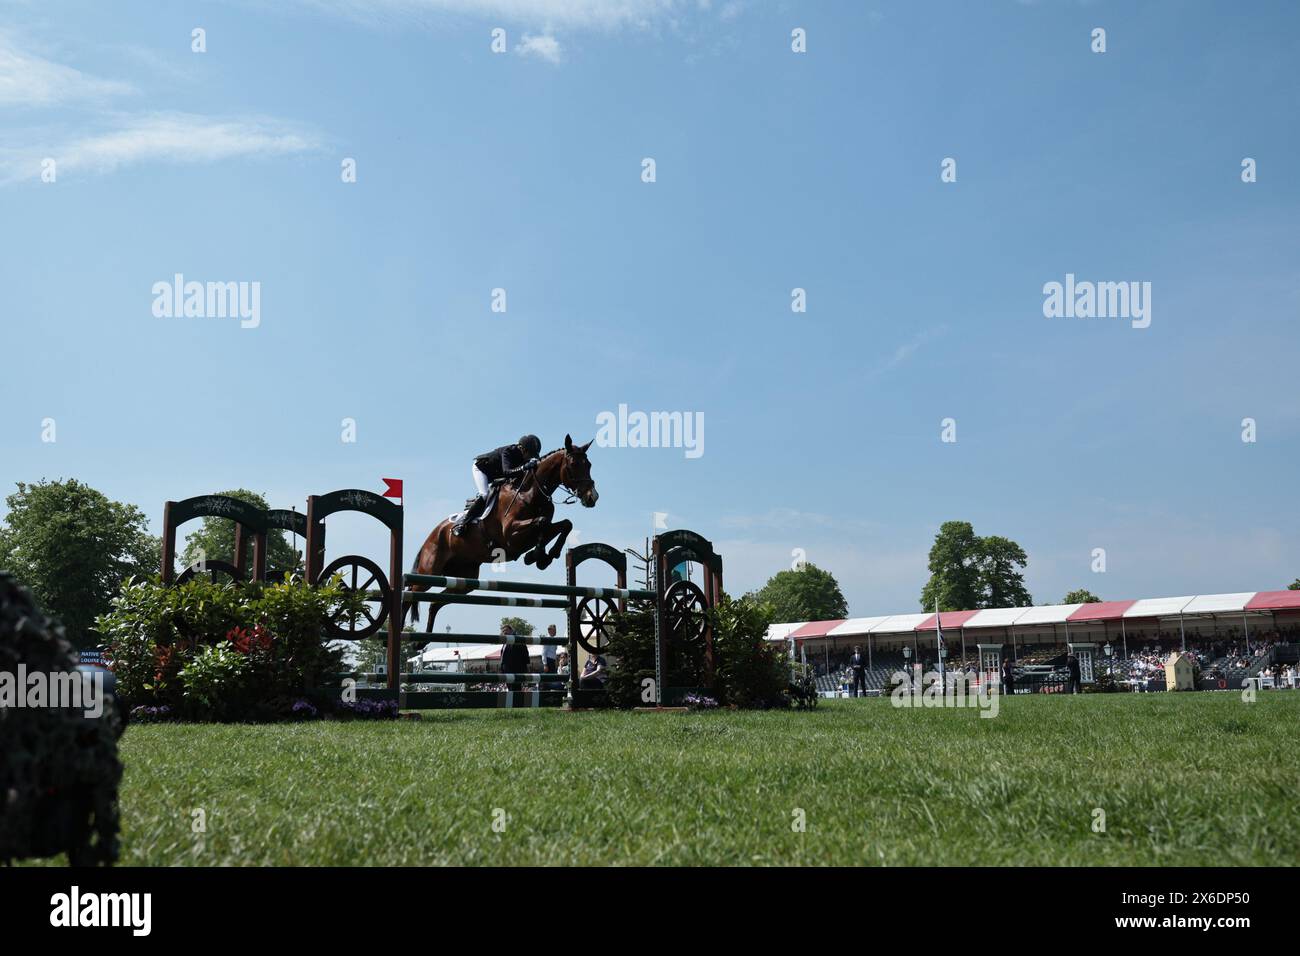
top-left (0, 32), bottom-right (135, 107)
top-left (516, 32), bottom-right (562, 63)
top-left (0, 112), bottom-right (322, 184)
top-left (881, 324), bottom-right (948, 372)
top-left (297, 0), bottom-right (691, 30)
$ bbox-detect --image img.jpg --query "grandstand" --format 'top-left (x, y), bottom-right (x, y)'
top-left (773, 589), bottom-right (1300, 695)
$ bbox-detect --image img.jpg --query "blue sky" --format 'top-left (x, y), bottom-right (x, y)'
top-left (2, 0), bottom-right (1298, 633)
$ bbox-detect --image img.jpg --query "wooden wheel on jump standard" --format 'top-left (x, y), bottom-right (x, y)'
top-left (575, 595), bottom-right (618, 654)
top-left (319, 555), bottom-right (391, 640)
top-left (176, 559), bottom-right (242, 585)
top-left (664, 579), bottom-right (709, 644)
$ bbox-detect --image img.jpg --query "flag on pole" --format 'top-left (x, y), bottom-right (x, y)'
top-left (935, 598), bottom-right (946, 681)
top-left (381, 478), bottom-right (403, 500)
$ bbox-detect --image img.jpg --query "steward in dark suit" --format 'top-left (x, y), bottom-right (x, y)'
top-left (849, 647), bottom-right (867, 697)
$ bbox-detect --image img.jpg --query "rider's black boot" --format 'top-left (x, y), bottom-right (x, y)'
top-left (452, 496), bottom-right (483, 536)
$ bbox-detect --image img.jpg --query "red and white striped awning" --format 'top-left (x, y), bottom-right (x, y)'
top-left (827, 616), bottom-right (893, 637)
top-left (915, 610), bottom-right (980, 631)
top-left (1012, 603), bottom-right (1084, 626)
top-left (788, 620), bottom-right (845, 640)
top-left (765, 588), bottom-right (1298, 641)
top-left (1245, 590), bottom-right (1300, 611)
top-left (1068, 600), bottom-right (1137, 622)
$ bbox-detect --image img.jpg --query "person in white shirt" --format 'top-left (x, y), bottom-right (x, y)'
top-left (542, 624), bottom-right (559, 674)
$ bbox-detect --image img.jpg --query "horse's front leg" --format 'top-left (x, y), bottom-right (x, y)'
top-left (531, 520), bottom-right (564, 570)
top-left (522, 518), bottom-right (550, 566)
top-left (545, 519), bottom-right (572, 561)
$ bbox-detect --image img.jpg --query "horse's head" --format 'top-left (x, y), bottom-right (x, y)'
top-left (561, 434), bottom-right (599, 507)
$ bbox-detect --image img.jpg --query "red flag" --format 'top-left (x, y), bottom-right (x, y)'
top-left (381, 478), bottom-right (403, 500)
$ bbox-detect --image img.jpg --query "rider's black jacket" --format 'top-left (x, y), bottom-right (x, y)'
top-left (474, 443), bottom-right (529, 480)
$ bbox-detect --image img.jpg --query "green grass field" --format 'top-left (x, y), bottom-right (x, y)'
top-left (56, 693), bottom-right (1300, 865)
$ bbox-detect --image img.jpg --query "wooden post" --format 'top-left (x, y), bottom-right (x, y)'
top-left (388, 509), bottom-right (402, 695)
top-left (161, 501), bottom-right (177, 584)
top-left (233, 523), bottom-right (247, 580)
top-left (253, 531), bottom-right (267, 582)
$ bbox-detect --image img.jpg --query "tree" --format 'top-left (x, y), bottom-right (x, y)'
top-left (1289, 579), bottom-right (1300, 591)
top-left (1063, 588), bottom-right (1102, 604)
top-left (179, 488), bottom-right (300, 580)
top-left (499, 616), bottom-right (534, 637)
top-left (919, 522), bottom-right (1033, 610)
top-left (919, 521), bottom-right (985, 611)
top-left (752, 564), bottom-right (847, 622)
top-left (978, 535), bottom-right (1032, 609)
top-left (0, 479), bottom-right (158, 648)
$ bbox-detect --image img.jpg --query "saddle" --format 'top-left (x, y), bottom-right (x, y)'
top-left (464, 481), bottom-right (504, 524)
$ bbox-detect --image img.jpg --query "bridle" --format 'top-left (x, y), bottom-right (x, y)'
top-left (502, 451), bottom-right (594, 517)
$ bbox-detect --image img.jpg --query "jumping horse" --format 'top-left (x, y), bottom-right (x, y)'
top-left (405, 435), bottom-right (599, 631)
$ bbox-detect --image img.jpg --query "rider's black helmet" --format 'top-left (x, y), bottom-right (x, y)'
top-left (518, 435), bottom-right (541, 457)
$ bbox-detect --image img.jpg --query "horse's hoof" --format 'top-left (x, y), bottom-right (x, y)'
top-left (535, 555), bottom-right (552, 571)
top-left (524, 552), bottom-right (535, 565)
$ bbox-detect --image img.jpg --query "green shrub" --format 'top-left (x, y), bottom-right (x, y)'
top-left (710, 594), bottom-right (788, 709)
top-left (180, 641), bottom-right (248, 718)
top-left (96, 576), bottom-right (360, 720)
top-left (602, 592), bottom-right (791, 709)
top-left (600, 600), bottom-right (661, 708)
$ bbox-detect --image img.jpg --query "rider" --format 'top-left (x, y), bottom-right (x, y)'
top-left (452, 434), bottom-right (542, 536)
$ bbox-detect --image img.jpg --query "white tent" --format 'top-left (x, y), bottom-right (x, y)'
top-left (963, 607), bottom-right (1030, 629)
top-left (409, 643), bottom-right (555, 667)
top-left (826, 616), bottom-right (892, 637)
top-left (764, 622), bottom-right (806, 643)
top-left (1124, 596), bottom-right (1194, 618)
top-left (868, 613), bottom-right (932, 634)
top-left (1012, 603), bottom-right (1084, 626)
top-left (1181, 593), bottom-right (1255, 615)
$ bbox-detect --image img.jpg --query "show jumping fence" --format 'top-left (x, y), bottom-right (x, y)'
top-left (389, 572), bottom-right (658, 709)
top-left (163, 487), bottom-right (722, 711)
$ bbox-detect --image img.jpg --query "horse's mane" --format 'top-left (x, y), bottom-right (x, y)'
top-left (540, 444), bottom-right (585, 460)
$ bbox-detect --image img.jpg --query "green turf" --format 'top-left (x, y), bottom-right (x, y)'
top-left (48, 693), bottom-right (1300, 865)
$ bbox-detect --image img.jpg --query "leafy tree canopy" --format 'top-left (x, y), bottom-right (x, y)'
top-left (499, 616), bottom-right (534, 637)
top-left (752, 563), bottom-right (848, 623)
top-left (1063, 588), bottom-right (1102, 605)
top-left (919, 520), bottom-right (1033, 611)
top-left (0, 478), bottom-right (158, 647)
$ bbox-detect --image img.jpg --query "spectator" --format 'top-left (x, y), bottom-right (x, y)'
top-left (499, 623), bottom-right (529, 676)
top-left (1066, 653), bottom-right (1082, 695)
top-left (849, 645), bottom-right (867, 697)
top-left (579, 652), bottom-right (608, 689)
top-left (541, 624), bottom-right (559, 674)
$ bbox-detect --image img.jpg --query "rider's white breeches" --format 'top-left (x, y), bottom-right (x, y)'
top-left (472, 465), bottom-right (491, 498)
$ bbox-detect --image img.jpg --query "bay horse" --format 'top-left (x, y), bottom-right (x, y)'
top-left (405, 435), bottom-right (599, 631)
